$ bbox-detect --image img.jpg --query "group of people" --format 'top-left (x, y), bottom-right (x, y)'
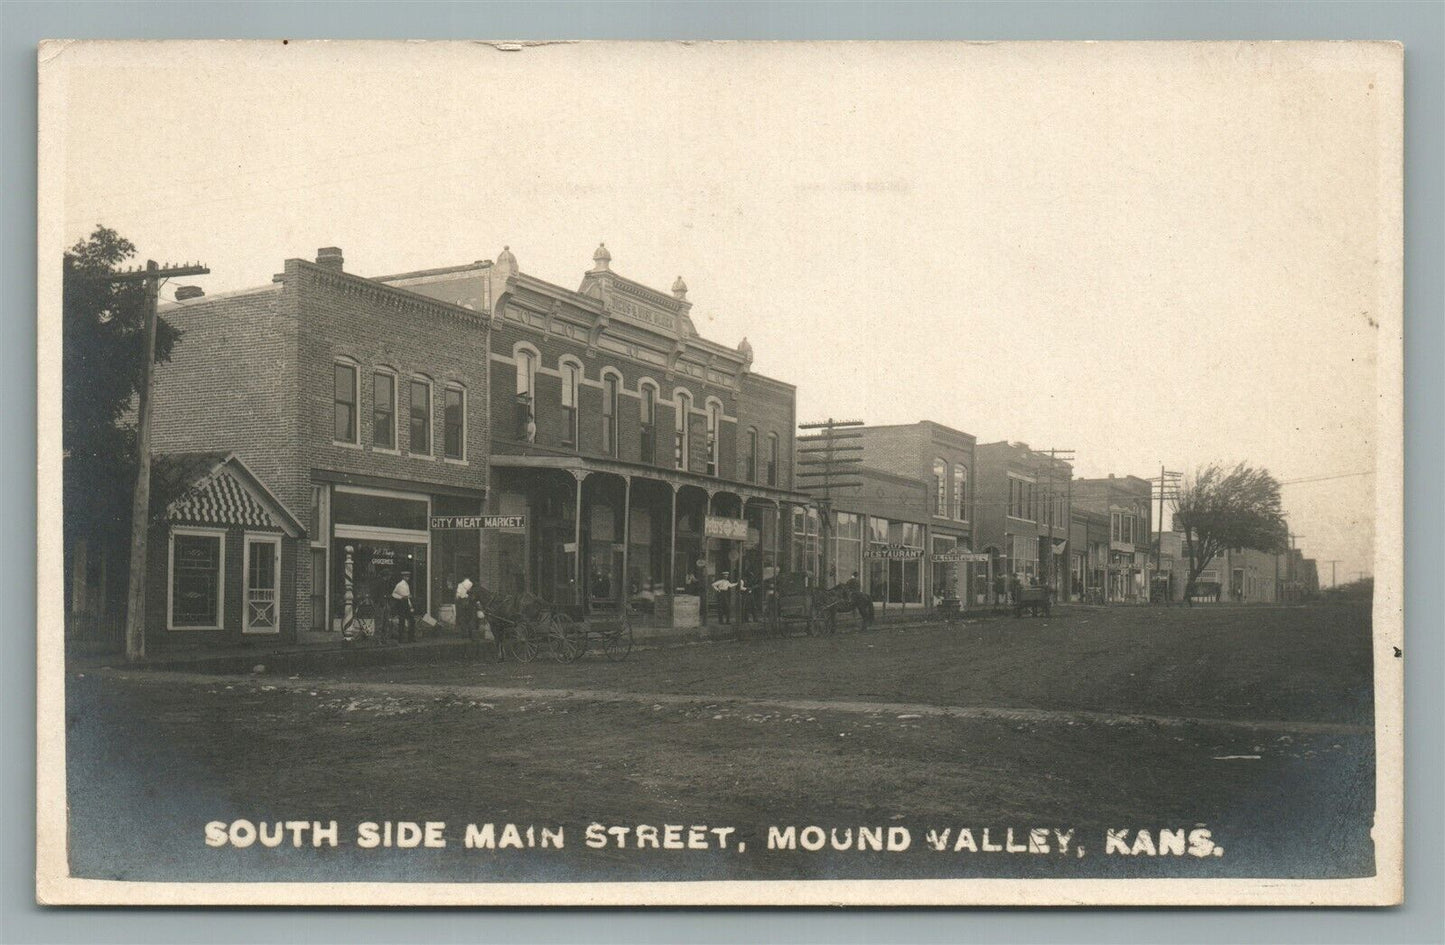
top-left (708, 570), bottom-right (766, 625)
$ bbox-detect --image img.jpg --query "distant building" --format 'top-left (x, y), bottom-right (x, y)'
top-left (1068, 506), bottom-right (1110, 602)
top-left (1072, 475), bottom-right (1154, 603)
top-left (973, 442), bottom-right (1073, 597)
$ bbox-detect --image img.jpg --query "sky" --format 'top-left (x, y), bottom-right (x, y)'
top-left (48, 41), bottom-right (1396, 584)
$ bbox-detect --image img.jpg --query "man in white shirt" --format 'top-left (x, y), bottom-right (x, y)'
top-left (455, 577), bottom-right (475, 639)
top-left (391, 572), bottom-right (415, 643)
top-left (710, 572), bottom-right (736, 625)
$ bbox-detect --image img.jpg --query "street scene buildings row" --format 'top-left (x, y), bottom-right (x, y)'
top-left (63, 244), bottom-right (1322, 649)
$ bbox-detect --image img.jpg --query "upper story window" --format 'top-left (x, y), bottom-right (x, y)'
top-left (333, 362), bottom-right (358, 444)
top-left (515, 349), bottom-right (537, 440)
top-left (746, 428), bottom-right (758, 482)
top-left (706, 400), bottom-right (721, 476)
top-left (953, 465), bottom-right (967, 520)
top-left (932, 459), bottom-right (947, 516)
top-left (640, 383), bottom-right (657, 464)
top-left (443, 386), bottom-right (465, 460)
top-left (371, 371), bottom-right (396, 450)
top-left (1008, 475), bottom-right (1035, 522)
top-left (674, 392), bottom-right (692, 470)
top-left (766, 432), bottom-right (779, 486)
top-left (409, 378), bottom-right (432, 455)
top-left (560, 361), bottom-right (580, 447)
top-left (602, 374), bottom-right (619, 457)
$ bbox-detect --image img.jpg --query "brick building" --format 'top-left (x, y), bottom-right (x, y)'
top-left (380, 244), bottom-right (804, 633)
top-left (1072, 475), bottom-right (1154, 602)
top-left (149, 248), bottom-right (490, 647)
top-left (1068, 506), bottom-right (1110, 602)
top-left (835, 422), bottom-right (983, 607)
top-left (803, 466), bottom-right (933, 614)
top-left (973, 442), bottom-right (1074, 596)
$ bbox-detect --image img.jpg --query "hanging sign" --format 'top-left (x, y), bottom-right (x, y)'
top-left (932, 552), bottom-right (990, 563)
top-left (429, 515), bottom-right (527, 530)
top-left (704, 516), bottom-right (748, 541)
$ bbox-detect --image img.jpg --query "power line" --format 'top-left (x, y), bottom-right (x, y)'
top-left (1279, 471), bottom-right (1374, 485)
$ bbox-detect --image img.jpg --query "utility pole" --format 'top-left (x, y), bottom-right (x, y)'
top-left (91, 259), bottom-right (210, 663)
top-left (1151, 466), bottom-right (1182, 603)
top-left (797, 419), bottom-right (864, 591)
top-left (1325, 559), bottom-right (1340, 587)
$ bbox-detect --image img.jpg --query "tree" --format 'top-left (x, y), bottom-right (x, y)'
top-left (63, 227), bottom-right (182, 549)
top-left (1172, 462), bottom-right (1289, 603)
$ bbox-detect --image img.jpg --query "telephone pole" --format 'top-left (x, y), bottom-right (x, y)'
top-left (797, 419), bottom-right (864, 588)
top-left (1151, 466), bottom-right (1182, 603)
top-left (89, 259), bottom-right (210, 662)
top-left (1325, 559), bottom-right (1340, 587)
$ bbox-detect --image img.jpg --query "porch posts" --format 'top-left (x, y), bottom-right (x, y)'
top-left (621, 475), bottom-right (631, 611)
top-left (571, 470), bottom-right (587, 606)
top-left (668, 484), bottom-right (677, 596)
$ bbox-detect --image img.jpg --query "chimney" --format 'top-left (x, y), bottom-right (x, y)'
top-left (174, 285), bottom-right (205, 301)
top-left (316, 247), bottom-right (344, 270)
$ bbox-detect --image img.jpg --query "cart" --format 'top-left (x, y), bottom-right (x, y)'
top-left (1013, 585), bottom-right (1053, 618)
top-left (764, 571), bottom-right (818, 637)
top-left (473, 588), bottom-right (542, 662)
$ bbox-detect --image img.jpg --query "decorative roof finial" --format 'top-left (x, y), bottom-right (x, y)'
top-left (737, 336), bottom-right (754, 365)
top-left (592, 242), bottom-right (611, 272)
top-left (672, 276), bottom-right (688, 300)
top-left (495, 245), bottom-right (518, 278)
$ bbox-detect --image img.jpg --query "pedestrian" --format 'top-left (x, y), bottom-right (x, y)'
top-left (741, 570), bottom-right (759, 624)
top-left (455, 575), bottom-right (475, 640)
top-left (711, 571), bottom-right (736, 624)
top-left (391, 571), bottom-right (416, 643)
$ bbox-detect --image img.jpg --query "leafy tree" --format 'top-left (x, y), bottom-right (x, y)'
top-left (1173, 462), bottom-right (1289, 602)
top-left (63, 227), bottom-right (182, 547)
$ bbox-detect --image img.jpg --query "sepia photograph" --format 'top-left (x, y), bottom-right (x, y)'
top-left (36, 39), bottom-right (1403, 906)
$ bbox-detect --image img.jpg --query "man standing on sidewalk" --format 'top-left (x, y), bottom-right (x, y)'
top-left (391, 571), bottom-right (416, 643)
top-left (455, 576), bottom-right (475, 639)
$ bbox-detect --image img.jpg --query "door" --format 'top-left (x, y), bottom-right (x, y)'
top-left (245, 536), bottom-right (281, 633)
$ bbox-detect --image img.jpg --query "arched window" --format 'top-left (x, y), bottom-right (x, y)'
top-left (601, 372), bottom-right (620, 457)
top-left (745, 427), bottom-right (758, 482)
top-left (639, 383), bottom-right (658, 463)
top-left (408, 376), bottom-right (432, 455)
top-left (766, 432), bottom-right (779, 486)
top-left (674, 391), bottom-right (692, 470)
top-left (560, 360), bottom-right (581, 447)
top-left (953, 465), bottom-right (967, 520)
top-left (933, 459), bottom-right (947, 516)
top-left (443, 385), bottom-right (466, 461)
top-left (514, 348), bottom-right (537, 440)
top-left (706, 400), bottom-right (721, 476)
top-left (332, 360), bottom-right (359, 444)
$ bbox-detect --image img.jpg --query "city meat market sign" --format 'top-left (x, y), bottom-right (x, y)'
top-left (429, 515), bottom-right (527, 530)
top-left (865, 544), bottom-right (925, 560)
top-left (704, 516), bottom-right (749, 541)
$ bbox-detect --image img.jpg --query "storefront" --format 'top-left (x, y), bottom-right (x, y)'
top-left (865, 518), bottom-right (926, 610)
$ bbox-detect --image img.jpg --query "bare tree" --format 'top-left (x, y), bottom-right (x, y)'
top-left (1173, 462), bottom-right (1289, 603)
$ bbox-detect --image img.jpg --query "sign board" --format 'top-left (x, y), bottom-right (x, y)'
top-left (704, 516), bottom-right (748, 541)
top-left (865, 544), bottom-right (925, 560)
top-left (429, 515), bottom-right (527, 530)
top-left (933, 552), bottom-right (990, 563)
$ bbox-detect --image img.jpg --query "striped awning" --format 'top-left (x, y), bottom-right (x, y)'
top-left (167, 470), bottom-right (279, 530)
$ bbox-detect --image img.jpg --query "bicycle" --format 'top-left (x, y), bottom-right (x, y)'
top-left (341, 597), bottom-right (385, 644)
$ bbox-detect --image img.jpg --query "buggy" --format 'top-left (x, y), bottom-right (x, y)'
top-left (1013, 585), bottom-right (1053, 618)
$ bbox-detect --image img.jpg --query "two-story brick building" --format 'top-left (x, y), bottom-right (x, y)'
top-left (844, 422), bottom-right (983, 606)
top-left (973, 441), bottom-right (1074, 596)
top-left (149, 248), bottom-right (490, 647)
top-left (1073, 475), bottom-right (1154, 602)
top-left (380, 244), bottom-right (804, 632)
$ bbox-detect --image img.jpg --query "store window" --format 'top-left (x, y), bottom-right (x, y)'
top-left (867, 516), bottom-right (888, 603)
top-left (409, 378), bottom-right (431, 455)
top-left (791, 506), bottom-right (820, 580)
top-left (333, 362), bottom-right (358, 444)
top-left (830, 511), bottom-right (863, 587)
top-left (602, 374), bottom-right (619, 457)
top-left (561, 361), bottom-right (580, 447)
top-left (888, 521), bottom-right (925, 605)
top-left (932, 534), bottom-right (958, 601)
top-left (443, 386), bottom-right (465, 460)
top-left (953, 465), bottom-right (967, 520)
top-left (371, 371), bottom-right (396, 449)
top-left (170, 529), bottom-right (224, 629)
top-left (674, 392), bottom-right (691, 470)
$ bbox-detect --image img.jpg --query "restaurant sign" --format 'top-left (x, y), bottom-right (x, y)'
top-left (704, 516), bottom-right (749, 541)
top-left (865, 544), bottom-right (925, 560)
top-left (429, 515), bottom-right (527, 530)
